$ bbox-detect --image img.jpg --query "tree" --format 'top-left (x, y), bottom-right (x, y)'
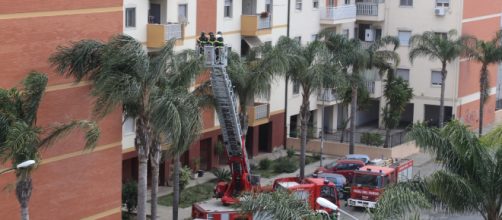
top-left (466, 30), bottom-right (502, 135)
top-left (409, 30), bottom-right (469, 128)
top-left (0, 72), bottom-right (100, 220)
top-left (320, 32), bottom-right (368, 154)
top-left (50, 35), bottom-right (201, 220)
top-left (371, 120), bottom-right (502, 220)
top-left (275, 36), bottom-right (343, 179)
top-left (381, 73), bottom-right (413, 147)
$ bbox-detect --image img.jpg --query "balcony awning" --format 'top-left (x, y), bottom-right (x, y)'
top-left (242, 36), bottom-right (263, 48)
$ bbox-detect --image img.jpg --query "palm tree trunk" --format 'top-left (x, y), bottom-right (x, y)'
top-left (172, 153), bottom-right (181, 220)
top-left (439, 64), bottom-right (447, 128)
top-left (16, 176), bottom-right (32, 220)
top-left (384, 128), bottom-right (391, 148)
top-left (149, 139), bottom-right (161, 220)
top-left (299, 91), bottom-right (310, 180)
top-left (349, 84), bottom-right (358, 154)
top-left (478, 64), bottom-right (488, 136)
top-left (135, 118), bottom-right (150, 220)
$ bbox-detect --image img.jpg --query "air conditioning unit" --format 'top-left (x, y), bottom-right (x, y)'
top-left (435, 7), bottom-right (446, 16)
top-left (365, 29), bottom-right (375, 42)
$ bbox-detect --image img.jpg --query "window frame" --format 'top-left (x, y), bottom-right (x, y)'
top-left (125, 7), bottom-right (136, 28)
top-left (399, 0), bottom-right (413, 7)
top-left (436, 0), bottom-right (450, 8)
top-left (313, 0), bottom-right (319, 9)
top-left (224, 0), bottom-right (233, 18)
top-left (293, 81), bottom-right (300, 95)
top-left (397, 68), bottom-right (410, 81)
top-left (398, 30), bottom-right (412, 46)
top-left (295, 0), bottom-right (302, 11)
top-left (431, 71), bottom-right (443, 87)
top-left (178, 4), bottom-right (188, 22)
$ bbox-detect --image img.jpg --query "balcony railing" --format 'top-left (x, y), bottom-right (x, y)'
top-left (147, 23), bottom-right (183, 48)
top-left (320, 5), bottom-right (357, 24)
top-left (318, 88), bottom-right (338, 102)
top-left (247, 103), bottom-right (270, 125)
top-left (241, 15), bottom-right (272, 36)
top-left (356, 3), bottom-right (378, 16)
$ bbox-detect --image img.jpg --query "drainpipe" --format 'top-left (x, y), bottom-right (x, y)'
top-left (284, 0), bottom-right (291, 150)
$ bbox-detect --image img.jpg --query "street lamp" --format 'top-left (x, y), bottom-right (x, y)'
top-left (316, 197), bottom-right (359, 220)
top-left (0, 160), bottom-right (36, 175)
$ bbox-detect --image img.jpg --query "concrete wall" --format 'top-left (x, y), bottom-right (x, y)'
top-left (287, 138), bottom-right (420, 159)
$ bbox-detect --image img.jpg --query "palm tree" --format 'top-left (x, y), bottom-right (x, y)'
top-left (321, 32), bottom-right (368, 153)
top-left (0, 72), bottom-right (99, 220)
top-left (466, 30), bottom-right (502, 135)
top-left (409, 30), bottom-right (469, 128)
top-left (371, 120), bottom-right (502, 220)
top-left (50, 35), bottom-right (199, 220)
top-left (276, 36), bottom-right (343, 179)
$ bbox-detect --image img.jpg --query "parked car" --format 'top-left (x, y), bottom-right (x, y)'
top-left (344, 154), bottom-right (370, 164)
top-left (315, 159), bottom-right (366, 183)
top-left (315, 173), bottom-right (348, 199)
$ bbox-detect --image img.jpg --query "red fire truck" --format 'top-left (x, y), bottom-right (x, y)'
top-left (191, 45), bottom-right (341, 220)
top-left (347, 159), bottom-right (413, 208)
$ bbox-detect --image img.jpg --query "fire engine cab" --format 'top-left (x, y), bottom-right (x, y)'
top-left (348, 159), bottom-right (413, 208)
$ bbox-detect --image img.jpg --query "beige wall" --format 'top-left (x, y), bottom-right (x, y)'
top-left (287, 138), bottom-right (420, 159)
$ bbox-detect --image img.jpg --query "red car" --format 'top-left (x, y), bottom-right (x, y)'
top-left (315, 160), bottom-right (365, 183)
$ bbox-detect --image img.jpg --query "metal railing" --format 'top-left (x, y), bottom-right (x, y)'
top-left (320, 5), bottom-right (357, 21)
top-left (165, 23), bottom-right (182, 40)
top-left (318, 88), bottom-right (338, 102)
top-left (258, 16), bottom-right (272, 29)
top-left (254, 103), bottom-right (269, 120)
top-left (356, 2), bottom-right (378, 16)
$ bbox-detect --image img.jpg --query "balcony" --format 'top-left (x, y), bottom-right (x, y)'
top-left (147, 23), bottom-right (183, 48)
top-left (317, 88), bottom-right (339, 105)
top-left (356, 1), bottom-right (385, 21)
top-left (241, 15), bottom-right (272, 36)
top-left (320, 5), bottom-right (357, 25)
top-left (247, 103), bottom-right (270, 126)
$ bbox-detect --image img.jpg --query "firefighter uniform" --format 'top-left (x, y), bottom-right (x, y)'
top-left (214, 31), bottom-right (224, 64)
top-left (197, 32), bottom-right (208, 54)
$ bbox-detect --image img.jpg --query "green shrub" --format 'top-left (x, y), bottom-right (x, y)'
top-left (361, 132), bottom-right (384, 146)
top-left (180, 166), bottom-right (192, 190)
top-left (211, 168), bottom-right (231, 182)
top-left (286, 149), bottom-right (295, 158)
top-left (122, 180), bottom-right (138, 217)
top-left (259, 158), bottom-right (272, 170)
top-left (273, 157), bottom-right (298, 173)
top-left (250, 163), bottom-right (258, 171)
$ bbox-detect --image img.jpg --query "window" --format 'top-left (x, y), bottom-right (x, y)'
top-left (311, 34), bottom-right (318, 41)
top-left (224, 0), bottom-right (233, 17)
top-left (294, 36), bottom-right (301, 43)
top-left (397, 68), bottom-right (410, 81)
top-left (178, 4), bottom-right (188, 22)
top-left (265, 0), bottom-right (272, 13)
top-left (345, 0), bottom-right (351, 4)
top-left (398, 30), bottom-right (411, 46)
top-left (293, 81), bottom-right (300, 95)
top-left (343, 29), bottom-right (350, 38)
top-left (125, 7), bottom-right (136, 28)
top-left (313, 0), bottom-right (319, 9)
top-left (123, 117), bottom-right (135, 134)
top-left (436, 0), bottom-right (449, 7)
top-left (400, 0), bottom-right (413, 6)
top-left (431, 71), bottom-right (443, 86)
top-left (295, 0), bottom-right (302, 10)
top-left (434, 32), bottom-right (448, 39)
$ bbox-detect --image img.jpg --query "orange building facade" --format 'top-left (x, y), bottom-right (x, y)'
top-left (0, 1), bottom-right (123, 219)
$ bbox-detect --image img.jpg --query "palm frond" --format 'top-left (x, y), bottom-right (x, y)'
top-left (0, 121), bottom-right (40, 165)
top-left (20, 72), bottom-right (48, 125)
top-left (38, 120), bottom-right (100, 151)
top-left (237, 190), bottom-right (314, 220)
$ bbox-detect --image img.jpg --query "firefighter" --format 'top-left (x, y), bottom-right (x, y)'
top-left (197, 32), bottom-right (208, 54)
top-left (214, 31), bottom-right (224, 64)
top-left (208, 32), bottom-right (216, 46)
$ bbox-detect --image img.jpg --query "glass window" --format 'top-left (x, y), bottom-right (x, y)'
top-left (125, 7), bottom-right (136, 28)
top-left (295, 0), bottom-right (302, 10)
top-left (354, 174), bottom-right (378, 187)
top-left (397, 68), bottom-right (410, 81)
top-left (311, 34), bottom-right (318, 41)
top-left (123, 117), bottom-right (135, 134)
top-left (343, 29), bottom-right (350, 38)
top-left (313, 0), bottom-right (319, 9)
top-left (345, 0), bottom-right (351, 4)
top-left (431, 71), bottom-right (443, 86)
top-left (434, 32), bottom-right (448, 39)
top-left (266, 0), bottom-right (272, 12)
top-left (436, 0), bottom-right (449, 7)
top-left (293, 81), bottom-right (300, 95)
top-left (178, 4), bottom-right (188, 22)
top-left (224, 0), bottom-right (233, 17)
top-left (294, 36), bottom-right (301, 44)
top-left (398, 30), bottom-right (411, 46)
top-left (400, 0), bottom-right (413, 6)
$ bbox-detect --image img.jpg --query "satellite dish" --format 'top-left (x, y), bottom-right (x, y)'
top-left (316, 197), bottom-right (338, 211)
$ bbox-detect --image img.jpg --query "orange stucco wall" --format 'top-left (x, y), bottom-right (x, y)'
top-left (457, 95), bottom-right (496, 129)
top-left (462, 0), bottom-right (502, 19)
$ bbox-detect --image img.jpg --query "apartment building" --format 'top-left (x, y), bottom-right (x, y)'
top-left (286, 0), bottom-right (502, 139)
top-left (0, 1), bottom-right (123, 220)
top-left (121, 0), bottom-right (289, 184)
